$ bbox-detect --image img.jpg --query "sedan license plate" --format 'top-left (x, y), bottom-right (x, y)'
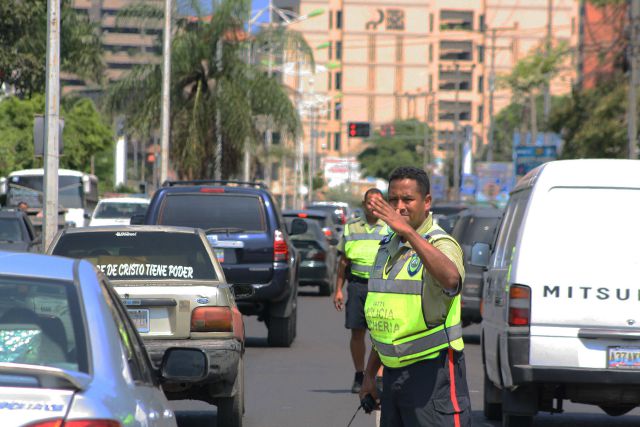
top-left (128, 309), bottom-right (150, 333)
top-left (608, 347), bottom-right (640, 369)
top-left (215, 248), bottom-right (225, 263)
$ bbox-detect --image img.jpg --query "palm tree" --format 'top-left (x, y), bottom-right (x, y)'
top-left (105, 0), bottom-right (313, 179)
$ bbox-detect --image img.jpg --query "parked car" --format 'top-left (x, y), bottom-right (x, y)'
top-left (90, 197), bottom-right (149, 226)
top-left (471, 159), bottom-right (640, 425)
top-left (141, 180), bottom-right (307, 348)
top-left (431, 202), bottom-right (469, 234)
top-left (306, 201), bottom-right (350, 234)
top-left (0, 251), bottom-right (208, 427)
top-left (284, 216), bottom-right (337, 296)
top-left (283, 209), bottom-right (341, 247)
top-left (48, 226), bottom-right (246, 427)
top-left (0, 209), bottom-right (41, 252)
top-left (450, 206), bottom-right (502, 325)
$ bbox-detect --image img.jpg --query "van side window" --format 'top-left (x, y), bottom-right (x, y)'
top-left (492, 190), bottom-right (530, 269)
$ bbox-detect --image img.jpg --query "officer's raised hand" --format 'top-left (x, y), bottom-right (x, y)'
top-left (366, 192), bottom-right (414, 238)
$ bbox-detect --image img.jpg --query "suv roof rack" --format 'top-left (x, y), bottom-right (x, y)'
top-left (162, 179), bottom-right (267, 189)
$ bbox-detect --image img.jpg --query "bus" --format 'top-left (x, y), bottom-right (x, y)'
top-left (0, 169), bottom-right (99, 228)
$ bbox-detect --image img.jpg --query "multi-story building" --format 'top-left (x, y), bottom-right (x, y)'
top-left (277, 0), bottom-right (580, 186)
top-left (65, 0), bottom-right (162, 94)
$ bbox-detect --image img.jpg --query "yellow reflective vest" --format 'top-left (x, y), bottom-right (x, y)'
top-left (343, 220), bottom-right (388, 279)
top-left (364, 224), bottom-right (464, 368)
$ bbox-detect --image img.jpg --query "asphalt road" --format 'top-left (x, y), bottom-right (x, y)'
top-left (172, 291), bottom-right (640, 427)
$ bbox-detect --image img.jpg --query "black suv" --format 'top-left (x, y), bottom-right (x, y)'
top-left (0, 209), bottom-right (41, 252)
top-left (142, 180), bottom-right (305, 347)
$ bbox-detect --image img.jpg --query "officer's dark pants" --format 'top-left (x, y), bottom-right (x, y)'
top-left (380, 348), bottom-right (472, 427)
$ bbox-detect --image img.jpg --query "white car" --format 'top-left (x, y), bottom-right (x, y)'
top-left (90, 197), bottom-right (149, 226)
top-left (471, 159), bottom-right (640, 426)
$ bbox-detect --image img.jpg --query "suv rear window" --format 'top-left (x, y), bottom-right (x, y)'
top-left (0, 278), bottom-right (88, 373)
top-left (52, 231), bottom-right (217, 281)
top-left (455, 217), bottom-right (500, 245)
top-left (158, 194), bottom-right (266, 232)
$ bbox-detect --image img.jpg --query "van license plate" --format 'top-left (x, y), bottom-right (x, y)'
top-left (607, 347), bottom-right (640, 369)
top-left (128, 309), bottom-right (150, 333)
top-left (215, 249), bottom-right (225, 263)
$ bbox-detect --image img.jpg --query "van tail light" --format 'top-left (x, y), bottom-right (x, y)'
top-left (191, 306), bottom-right (233, 332)
top-left (322, 227), bottom-right (333, 238)
top-left (25, 421), bottom-right (122, 427)
top-left (274, 230), bottom-right (289, 261)
top-left (508, 284), bottom-right (531, 326)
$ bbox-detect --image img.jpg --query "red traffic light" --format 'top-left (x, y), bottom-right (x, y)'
top-left (347, 122), bottom-right (370, 138)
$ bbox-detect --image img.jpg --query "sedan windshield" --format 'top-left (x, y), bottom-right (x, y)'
top-left (94, 202), bottom-right (149, 219)
top-left (51, 231), bottom-right (217, 281)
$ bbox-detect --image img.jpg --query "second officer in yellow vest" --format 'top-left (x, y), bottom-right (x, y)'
top-left (334, 188), bottom-right (388, 393)
top-left (360, 166), bottom-right (471, 427)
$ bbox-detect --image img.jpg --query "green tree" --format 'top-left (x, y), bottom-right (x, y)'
top-left (0, 95), bottom-right (114, 185)
top-left (548, 75), bottom-right (627, 159)
top-left (357, 119), bottom-right (431, 180)
top-left (0, 0), bottom-right (104, 97)
top-left (106, 0), bottom-right (312, 179)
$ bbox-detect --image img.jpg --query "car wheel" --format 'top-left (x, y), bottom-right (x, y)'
top-left (502, 413), bottom-right (533, 427)
top-left (318, 282), bottom-right (332, 296)
top-left (599, 405), bottom-right (635, 416)
top-left (267, 313), bottom-right (295, 347)
top-left (217, 358), bottom-right (244, 427)
top-left (483, 368), bottom-right (502, 421)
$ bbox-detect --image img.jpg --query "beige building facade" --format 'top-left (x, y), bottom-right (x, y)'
top-left (279, 0), bottom-right (579, 179)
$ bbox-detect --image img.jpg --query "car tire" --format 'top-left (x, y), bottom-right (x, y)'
top-left (267, 313), bottom-right (295, 347)
top-left (502, 414), bottom-right (533, 427)
top-left (318, 282), bottom-right (332, 296)
top-left (599, 405), bottom-right (635, 416)
top-left (483, 369), bottom-right (502, 421)
top-left (217, 358), bottom-right (244, 427)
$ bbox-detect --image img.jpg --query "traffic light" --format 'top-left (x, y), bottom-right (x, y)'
top-left (348, 122), bottom-right (370, 138)
top-left (380, 124), bottom-right (395, 137)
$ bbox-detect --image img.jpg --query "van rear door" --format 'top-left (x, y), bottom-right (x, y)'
top-left (517, 186), bottom-right (640, 368)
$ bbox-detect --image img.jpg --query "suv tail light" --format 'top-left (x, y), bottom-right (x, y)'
top-left (274, 230), bottom-right (289, 261)
top-left (191, 306), bottom-right (233, 332)
top-left (322, 227), bottom-right (333, 238)
top-left (508, 284), bottom-right (531, 326)
top-left (25, 421), bottom-right (122, 427)
top-left (307, 249), bottom-right (326, 261)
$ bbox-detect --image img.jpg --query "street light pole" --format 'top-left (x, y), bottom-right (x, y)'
top-left (43, 0), bottom-right (61, 249)
top-left (453, 63), bottom-right (461, 202)
top-left (160, 0), bottom-right (171, 184)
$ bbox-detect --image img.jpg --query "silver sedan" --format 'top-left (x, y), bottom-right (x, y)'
top-left (0, 251), bottom-right (208, 427)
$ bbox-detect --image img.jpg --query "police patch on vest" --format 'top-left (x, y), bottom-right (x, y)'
top-left (380, 234), bottom-right (393, 245)
top-left (407, 254), bottom-right (422, 276)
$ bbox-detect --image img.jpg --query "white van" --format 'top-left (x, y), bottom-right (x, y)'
top-left (471, 159), bottom-right (640, 426)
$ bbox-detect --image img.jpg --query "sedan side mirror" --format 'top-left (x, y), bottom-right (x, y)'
top-left (288, 218), bottom-right (308, 236)
top-left (159, 347), bottom-right (209, 382)
top-left (329, 237), bottom-right (339, 246)
top-left (470, 242), bottom-right (490, 268)
top-left (130, 214), bottom-right (145, 225)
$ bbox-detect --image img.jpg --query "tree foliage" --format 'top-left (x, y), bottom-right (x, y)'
top-left (0, 95), bottom-right (114, 185)
top-left (357, 119), bottom-right (431, 180)
top-left (0, 0), bottom-right (104, 97)
top-left (548, 74), bottom-right (627, 159)
top-left (105, 0), bottom-right (311, 179)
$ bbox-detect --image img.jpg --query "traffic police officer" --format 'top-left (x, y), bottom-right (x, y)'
top-left (334, 188), bottom-right (388, 393)
top-left (360, 166), bottom-right (471, 427)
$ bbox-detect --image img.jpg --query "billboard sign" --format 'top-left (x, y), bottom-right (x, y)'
top-left (514, 145), bottom-right (557, 176)
top-left (475, 162), bottom-right (514, 206)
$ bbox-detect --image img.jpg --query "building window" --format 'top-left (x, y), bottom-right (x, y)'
top-left (429, 74), bottom-right (433, 92)
top-left (429, 43), bottom-right (433, 62)
top-left (478, 75), bottom-right (484, 93)
top-left (327, 102), bottom-right (332, 120)
top-left (336, 10), bottom-right (343, 29)
top-left (335, 102), bottom-right (342, 120)
top-left (439, 70), bottom-right (472, 91)
top-left (477, 45), bottom-right (485, 63)
top-left (329, 11), bottom-right (333, 29)
top-left (479, 14), bottom-right (485, 31)
top-left (336, 41), bottom-right (343, 60)
top-left (477, 105), bottom-right (484, 123)
top-left (440, 10), bottom-right (473, 31)
top-left (429, 14), bottom-right (434, 32)
top-left (335, 72), bottom-right (342, 90)
top-left (334, 132), bottom-right (342, 151)
top-left (328, 43), bottom-right (333, 59)
top-left (328, 73), bottom-right (332, 90)
top-left (440, 40), bottom-right (472, 61)
top-left (438, 101), bottom-right (472, 121)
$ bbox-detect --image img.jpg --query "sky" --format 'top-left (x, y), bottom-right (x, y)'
top-left (178, 0), bottom-right (272, 31)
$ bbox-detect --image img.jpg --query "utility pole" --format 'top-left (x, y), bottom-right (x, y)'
top-left (488, 28), bottom-right (497, 162)
top-left (453, 63), bottom-right (461, 202)
top-left (160, 0), bottom-right (171, 183)
top-left (629, 0), bottom-right (640, 160)
top-left (215, 37), bottom-right (223, 180)
top-left (43, 0), bottom-right (60, 249)
top-left (543, 0), bottom-right (553, 146)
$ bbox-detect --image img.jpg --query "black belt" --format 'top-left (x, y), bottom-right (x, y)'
top-left (348, 275), bottom-right (368, 284)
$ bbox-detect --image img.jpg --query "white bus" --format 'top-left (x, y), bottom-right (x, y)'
top-left (0, 168), bottom-right (99, 227)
